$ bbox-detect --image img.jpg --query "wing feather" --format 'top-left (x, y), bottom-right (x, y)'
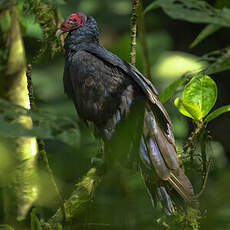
top-left (69, 44), bottom-right (198, 211)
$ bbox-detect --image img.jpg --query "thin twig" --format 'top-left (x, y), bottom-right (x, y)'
top-left (130, 0), bottom-right (139, 66)
top-left (183, 121), bottom-right (203, 162)
top-left (26, 64), bottom-right (66, 220)
top-left (53, 5), bottom-right (65, 54)
top-left (183, 121), bottom-right (211, 198)
top-left (200, 126), bottom-right (208, 177)
top-left (195, 158), bottom-right (212, 198)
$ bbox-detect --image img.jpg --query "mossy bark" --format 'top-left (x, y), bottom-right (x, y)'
top-left (0, 5), bottom-right (38, 226)
top-left (43, 167), bottom-right (102, 230)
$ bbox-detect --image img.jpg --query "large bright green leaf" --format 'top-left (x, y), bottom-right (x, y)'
top-left (190, 24), bottom-right (222, 49)
top-left (174, 75), bottom-right (217, 120)
top-left (174, 98), bottom-right (203, 120)
top-left (159, 77), bottom-right (188, 104)
top-left (183, 75), bottom-right (217, 118)
top-left (145, 0), bottom-right (230, 28)
top-left (205, 105), bottom-right (230, 123)
top-left (201, 47), bottom-right (230, 74)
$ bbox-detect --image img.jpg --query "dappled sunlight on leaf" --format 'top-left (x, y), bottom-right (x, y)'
top-left (174, 97), bottom-right (203, 120)
top-left (153, 52), bottom-right (204, 80)
top-left (183, 75), bottom-right (217, 118)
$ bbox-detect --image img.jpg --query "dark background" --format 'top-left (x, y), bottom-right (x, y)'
top-left (18, 0), bottom-right (230, 229)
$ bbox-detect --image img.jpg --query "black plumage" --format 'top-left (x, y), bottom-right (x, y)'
top-left (58, 13), bottom-right (198, 214)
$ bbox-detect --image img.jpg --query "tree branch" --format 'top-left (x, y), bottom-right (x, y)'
top-left (0, 4), bottom-right (38, 223)
top-left (42, 167), bottom-right (102, 230)
top-left (25, 0), bottom-right (64, 57)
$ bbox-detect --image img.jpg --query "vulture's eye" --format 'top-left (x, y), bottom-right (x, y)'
top-left (68, 20), bottom-right (74, 25)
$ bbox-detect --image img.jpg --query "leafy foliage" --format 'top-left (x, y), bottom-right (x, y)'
top-left (146, 0), bottom-right (230, 75)
top-left (173, 75), bottom-right (224, 121)
top-left (201, 47), bottom-right (230, 74)
top-left (205, 105), bottom-right (230, 123)
top-left (145, 0), bottom-right (230, 27)
top-left (159, 76), bottom-right (188, 104)
top-left (146, 0), bottom-right (230, 124)
top-left (189, 24), bottom-right (222, 49)
top-left (0, 98), bottom-right (81, 147)
top-left (30, 208), bottom-right (42, 230)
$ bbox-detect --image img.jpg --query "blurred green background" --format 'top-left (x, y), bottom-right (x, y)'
top-left (1, 0), bottom-right (230, 229)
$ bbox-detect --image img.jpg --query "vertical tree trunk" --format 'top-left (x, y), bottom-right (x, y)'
top-left (0, 5), bottom-right (38, 226)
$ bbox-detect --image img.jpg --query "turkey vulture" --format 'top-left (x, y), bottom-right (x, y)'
top-left (57, 12), bottom-right (197, 214)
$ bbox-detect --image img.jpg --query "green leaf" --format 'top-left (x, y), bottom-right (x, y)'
top-left (201, 46), bottom-right (230, 74)
top-left (190, 24), bottom-right (222, 49)
top-left (0, 115), bottom-right (82, 147)
top-left (159, 77), bottom-right (188, 104)
top-left (145, 0), bottom-right (230, 27)
top-left (0, 225), bottom-right (15, 230)
top-left (174, 97), bottom-right (203, 120)
top-left (30, 208), bottom-right (42, 230)
top-left (57, 129), bottom-right (81, 147)
top-left (0, 116), bottom-right (53, 139)
top-left (205, 105), bottom-right (230, 123)
top-left (0, 98), bottom-right (80, 145)
top-left (144, 2), bottom-right (160, 13)
top-left (183, 75), bottom-right (217, 118)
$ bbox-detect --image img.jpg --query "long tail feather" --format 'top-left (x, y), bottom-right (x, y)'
top-left (140, 109), bottom-right (198, 214)
top-left (168, 169), bottom-right (198, 208)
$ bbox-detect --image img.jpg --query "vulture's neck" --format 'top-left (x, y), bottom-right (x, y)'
top-left (64, 16), bottom-right (99, 52)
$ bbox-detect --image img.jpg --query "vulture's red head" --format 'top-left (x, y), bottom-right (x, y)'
top-left (56, 12), bottom-right (87, 37)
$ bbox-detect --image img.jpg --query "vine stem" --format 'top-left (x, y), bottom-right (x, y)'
top-left (183, 121), bottom-right (203, 163)
top-left (195, 158), bottom-right (212, 198)
top-left (200, 126), bottom-right (207, 177)
top-left (26, 64), bottom-right (66, 221)
top-left (130, 0), bottom-right (139, 66)
top-left (183, 120), bottom-right (211, 198)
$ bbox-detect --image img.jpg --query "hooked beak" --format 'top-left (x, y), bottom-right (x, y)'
top-left (56, 29), bottom-right (64, 38)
